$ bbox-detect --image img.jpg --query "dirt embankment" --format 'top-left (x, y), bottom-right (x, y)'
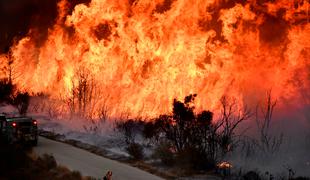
top-left (0, 139), bottom-right (91, 180)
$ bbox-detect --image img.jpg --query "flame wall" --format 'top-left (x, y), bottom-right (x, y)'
top-left (1, 0), bottom-right (309, 118)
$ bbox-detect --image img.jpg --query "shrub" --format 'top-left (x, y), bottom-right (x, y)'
top-left (242, 171), bottom-right (262, 180)
top-left (36, 154), bottom-right (57, 170)
top-left (0, 144), bottom-right (31, 175)
top-left (175, 147), bottom-right (216, 170)
top-left (152, 94), bottom-right (214, 169)
top-left (152, 142), bottom-right (175, 166)
top-left (12, 91), bottom-right (30, 115)
top-left (115, 119), bottom-right (144, 144)
top-left (150, 94), bottom-right (249, 171)
top-left (142, 120), bottom-right (163, 143)
top-left (126, 142), bottom-right (144, 160)
top-left (0, 140), bottom-right (88, 180)
top-left (0, 78), bottom-right (14, 103)
top-left (142, 121), bottom-right (157, 139)
top-left (54, 168), bottom-right (83, 180)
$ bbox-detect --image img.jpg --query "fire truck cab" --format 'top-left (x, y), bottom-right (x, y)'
top-left (0, 114), bottom-right (38, 146)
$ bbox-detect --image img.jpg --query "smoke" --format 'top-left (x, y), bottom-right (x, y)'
top-left (231, 117), bottom-right (310, 177)
top-left (0, 0), bottom-right (57, 52)
top-left (0, 0), bottom-right (91, 53)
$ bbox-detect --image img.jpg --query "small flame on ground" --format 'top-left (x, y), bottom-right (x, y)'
top-left (217, 161), bottom-right (233, 169)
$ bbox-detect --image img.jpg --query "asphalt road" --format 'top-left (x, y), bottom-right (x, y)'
top-left (34, 137), bottom-right (163, 180)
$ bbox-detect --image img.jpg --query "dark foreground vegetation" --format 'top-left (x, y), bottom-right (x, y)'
top-left (0, 78), bottom-right (30, 115)
top-left (0, 77), bottom-right (90, 179)
top-left (115, 94), bottom-right (310, 179)
top-left (0, 139), bottom-right (89, 180)
top-left (116, 94), bottom-right (250, 171)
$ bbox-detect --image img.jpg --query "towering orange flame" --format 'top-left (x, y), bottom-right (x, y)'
top-left (1, 0), bottom-right (309, 119)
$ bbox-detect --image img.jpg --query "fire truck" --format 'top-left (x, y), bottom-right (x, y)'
top-left (0, 114), bottom-right (38, 146)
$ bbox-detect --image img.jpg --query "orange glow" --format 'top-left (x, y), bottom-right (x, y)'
top-left (217, 161), bottom-right (232, 169)
top-left (0, 0), bottom-right (309, 119)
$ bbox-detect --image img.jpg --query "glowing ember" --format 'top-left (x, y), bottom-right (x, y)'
top-left (0, 0), bottom-right (309, 119)
top-left (217, 161), bottom-right (233, 169)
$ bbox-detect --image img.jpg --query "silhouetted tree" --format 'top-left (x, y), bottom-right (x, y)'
top-left (147, 94), bottom-right (249, 170)
top-left (0, 78), bottom-right (14, 103)
top-left (68, 67), bottom-right (97, 118)
top-left (218, 96), bottom-right (251, 155)
top-left (12, 92), bottom-right (30, 115)
top-left (115, 119), bottom-right (144, 144)
top-left (115, 119), bottom-right (145, 160)
top-left (255, 90), bottom-right (283, 154)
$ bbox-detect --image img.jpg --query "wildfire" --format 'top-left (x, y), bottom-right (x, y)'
top-left (0, 0), bottom-right (309, 119)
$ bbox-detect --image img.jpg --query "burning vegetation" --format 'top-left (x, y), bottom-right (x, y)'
top-left (0, 0), bottom-right (309, 119)
top-left (0, 0), bottom-right (309, 178)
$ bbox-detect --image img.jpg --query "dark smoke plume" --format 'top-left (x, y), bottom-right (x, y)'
top-left (0, 0), bottom-right (90, 53)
